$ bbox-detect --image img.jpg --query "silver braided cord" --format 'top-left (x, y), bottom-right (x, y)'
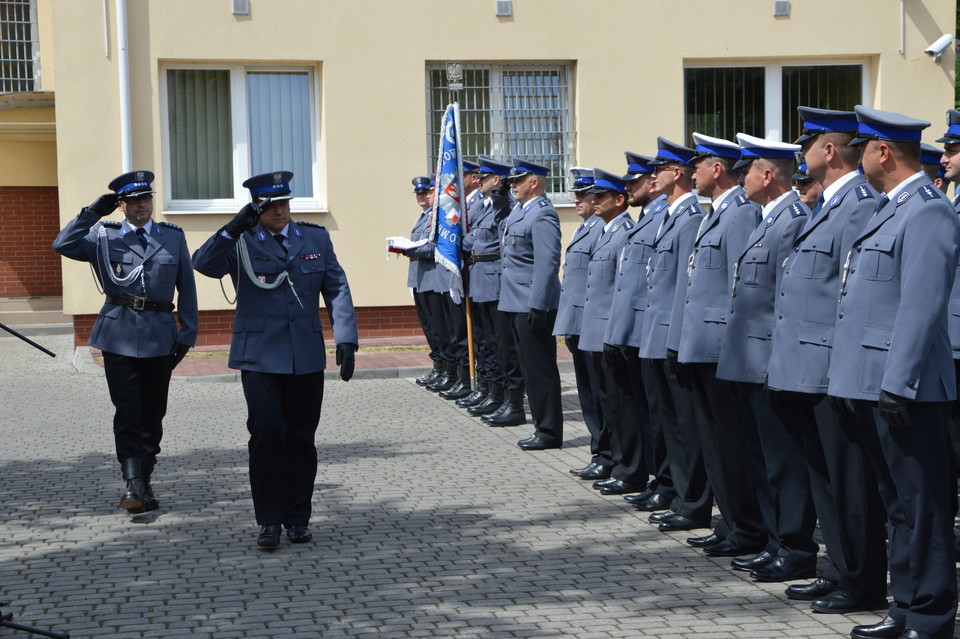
top-left (96, 224), bottom-right (145, 290)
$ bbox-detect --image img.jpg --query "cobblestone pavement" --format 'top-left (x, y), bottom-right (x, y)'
top-left (0, 333), bottom-right (913, 638)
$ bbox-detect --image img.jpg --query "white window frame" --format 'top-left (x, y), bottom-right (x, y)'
top-left (684, 58), bottom-right (871, 141)
top-left (159, 62), bottom-right (322, 215)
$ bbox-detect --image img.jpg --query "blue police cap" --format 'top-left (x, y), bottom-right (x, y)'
top-left (476, 155), bottom-right (511, 177)
top-left (795, 106), bottom-right (858, 144)
top-left (649, 137), bottom-right (697, 167)
top-left (792, 162), bottom-right (813, 181)
top-left (691, 132), bottom-right (740, 161)
top-left (624, 151), bottom-right (656, 178)
top-left (734, 133), bottom-right (801, 169)
top-left (242, 171), bottom-right (294, 201)
top-left (849, 105), bottom-right (929, 147)
top-left (920, 143), bottom-right (944, 167)
top-left (588, 168), bottom-right (628, 195)
top-left (569, 167), bottom-right (595, 192)
top-left (108, 170), bottom-right (155, 198)
top-left (507, 158), bottom-right (549, 181)
top-left (462, 160), bottom-right (480, 173)
top-left (936, 109), bottom-right (960, 144)
top-left (412, 176), bottom-right (434, 193)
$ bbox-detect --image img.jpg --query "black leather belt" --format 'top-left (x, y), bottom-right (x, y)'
top-left (106, 295), bottom-right (175, 313)
top-left (465, 253), bottom-right (501, 265)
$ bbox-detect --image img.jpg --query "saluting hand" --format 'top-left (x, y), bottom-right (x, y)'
top-left (337, 343), bottom-right (358, 382)
top-left (224, 203), bottom-right (262, 238)
top-left (88, 192), bottom-right (120, 218)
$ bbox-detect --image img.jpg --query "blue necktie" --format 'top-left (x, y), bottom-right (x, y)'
top-left (273, 234), bottom-right (287, 253)
top-left (874, 195), bottom-right (889, 215)
top-left (135, 227), bottom-right (148, 248)
top-left (812, 194), bottom-right (825, 216)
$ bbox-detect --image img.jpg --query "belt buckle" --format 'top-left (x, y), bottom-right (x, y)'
top-left (132, 296), bottom-right (146, 311)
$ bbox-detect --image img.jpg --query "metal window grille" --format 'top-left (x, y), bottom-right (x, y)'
top-left (0, 0), bottom-right (37, 92)
top-left (427, 63), bottom-right (574, 198)
top-left (684, 67), bottom-right (765, 146)
top-left (781, 65), bottom-right (861, 143)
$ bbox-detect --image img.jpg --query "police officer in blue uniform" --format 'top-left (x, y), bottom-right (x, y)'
top-left (766, 107), bottom-right (886, 612)
top-left (553, 168), bottom-right (606, 467)
top-left (498, 159), bottom-right (563, 450)
top-left (639, 137), bottom-right (711, 532)
top-left (792, 160), bottom-right (824, 213)
top-left (603, 153), bottom-right (673, 511)
top-left (192, 171), bottom-right (358, 549)
top-left (576, 169), bottom-right (638, 494)
top-left (678, 133), bottom-right (766, 558)
top-left (53, 170), bottom-right (198, 514)
top-left (716, 133), bottom-right (813, 581)
top-left (830, 106), bottom-right (960, 639)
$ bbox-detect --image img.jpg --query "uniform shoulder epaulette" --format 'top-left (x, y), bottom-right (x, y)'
top-left (297, 221), bottom-right (327, 229)
top-left (736, 193), bottom-right (748, 206)
top-left (100, 221), bottom-right (121, 228)
top-left (158, 221), bottom-right (183, 232)
top-left (538, 199), bottom-right (550, 208)
top-left (855, 184), bottom-right (874, 200)
top-left (918, 184), bottom-right (940, 201)
top-left (652, 202), bottom-right (665, 213)
top-left (621, 220), bottom-right (634, 230)
top-left (690, 205), bottom-right (703, 216)
top-left (790, 202), bottom-right (806, 218)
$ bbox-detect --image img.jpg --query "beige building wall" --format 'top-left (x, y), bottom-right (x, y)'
top-left (48, 0), bottom-right (955, 314)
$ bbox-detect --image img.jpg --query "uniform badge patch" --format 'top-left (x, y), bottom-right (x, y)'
top-left (764, 215), bottom-right (775, 226)
top-left (257, 231), bottom-right (266, 241)
top-left (294, 227), bottom-right (303, 237)
top-left (897, 191), bottom-right (911, 204)
top-left (720, 200), bottom-right (730, 211)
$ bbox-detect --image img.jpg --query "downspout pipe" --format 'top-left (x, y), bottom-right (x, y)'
top-left (116, 0), bottom-right (132, 171)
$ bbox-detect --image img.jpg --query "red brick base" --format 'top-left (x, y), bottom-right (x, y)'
top-left (72, 305), bottom-right (425, 347)
top-left (0, 186), bottom-right (62, 297)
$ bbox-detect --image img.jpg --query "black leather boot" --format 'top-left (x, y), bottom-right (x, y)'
top-left (457, 376), bottom-right (489, 407)
top-left (141, 456), bottom-right (160, 512)
top-left (416, 360), bottom-right (442, 386)
top-left (118, 458), bottom-right (145, 513)
top-left (427, 361), bottom-right (456, 392)
top-left (483, 388), bottom-right (527, 426)
top-left (440, 365), bottom-right (473, 400)
top-left (469, 381), bottom-right (503, 415)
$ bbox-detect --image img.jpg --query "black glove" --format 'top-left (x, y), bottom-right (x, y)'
top-left (88, 192), bottom-right (120, 218)
top-left (336, 343), bottom-right (358, 382)
top-left (878, 390), bottom-right (912, 430)
top-left (224, 202), bottom-right (262, 238)
top-left (171, 343), bottom-right (190, 368)
top-left (827, 394), bottom-right (856, 415)
top-left (527, 308), bottom-right (549, 333)
top-left (602, 343), bottom-right (622, 368)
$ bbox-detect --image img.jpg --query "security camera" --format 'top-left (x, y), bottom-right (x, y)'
top-left (924, 33), bottom-right (954, 62)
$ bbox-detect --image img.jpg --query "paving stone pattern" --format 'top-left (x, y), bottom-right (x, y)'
top-left (0, 334), bottom-right (905, 638)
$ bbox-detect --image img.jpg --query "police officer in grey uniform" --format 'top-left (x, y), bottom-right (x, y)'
top-left (553, 168), bottom-right (606, 469)
top-left (192, 171), bottom-right (358, 549)
top-left (830, 107), bottom-right (959, 639)
top-left (716, 133), bottom-right (812, 581)
top-left (498, 159), bottom-right (563, 450)
top-left (793, 160), bottom-right (824, 213)
top-left (406, 178), bottom-right (446, 387)
top-left (678, 133), bottom-right (765, 558)
top-left (576, 169), bottom-right (638, 494)
top-left (459, 157), bottom-right (512, 413)
top-left (765, 107), bottom-right (886, 612)
top-left (638, 138), bottom-right (710, 532)
top-left (53, 170), bottom-right (198, 514)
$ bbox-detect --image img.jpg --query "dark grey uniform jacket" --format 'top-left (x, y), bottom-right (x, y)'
top-left (53, 209), bottom-right (198, 358)
top-left (578, 214), bottom-right (634, 352)
top-left (947, 193), bottom-right (960, 359)
top-left (766, 173), bottom-right (875, 393)
top-left (553, 217), bottom-right (602, 336)
top-left (498, 194), bottom-right (562, 313)
top-left (829, 174), bottom-right (960, 402)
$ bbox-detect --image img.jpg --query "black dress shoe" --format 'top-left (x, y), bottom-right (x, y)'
top-left (785, 577), bottom-right (836, 601)
top-left (624, 489), bottom-right (654, 504)
top-left (599, 480), bottom-right (647, 495)
top-left (579, 465), bottom-right (613, 481)
top-left (810, 588), bottom-right (886, 614)
top-left (286, 525), bottom-right (312, 544)
top-left (592, 477), bottom-right (619, 490)
top-left (850, 616), bottom-right (906, 639)
top-left (257, 524), bottom-right (281, 548)
top-left (686, 533), bottom-right (722, 548)
top-left (517, 434), bottom-right (561, 450)
top-left (632, 492), bottom-right (671, 512)
top-left (731, 550), bottom-right (775, 572)
top-left (749, 556), bottom-right (816, 582)
top-left (658, 514), bottom-right (711, 532)
top-left (649, 510), bottom-right (676, 524)
top-left (569, 463), bottom-right (596, 476)
top-left (702, 539), bottom-right (763, 557)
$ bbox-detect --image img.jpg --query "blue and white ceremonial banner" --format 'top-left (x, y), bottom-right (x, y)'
top-left (431, 103), bottom-right (466, 303)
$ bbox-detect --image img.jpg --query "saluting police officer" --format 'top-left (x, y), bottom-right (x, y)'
top-left (678, 133), bottom-right (765, 559)
top-left (716, 134), bottom-right (813, 582)
top-left (53, 171), bottom-right (198, 514)
top-left (639, 138), bottom-right (711, 533)
top-left (498, 159), bottom-right (564, 450)
top-left (830, 107), bottom-right (960, 639)
top-left (192, 171), bottom-right (358, 549)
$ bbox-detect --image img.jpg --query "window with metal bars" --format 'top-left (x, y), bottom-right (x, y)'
top-left (426, 63), bottom-right (574, 198)
top-left (0, 0), bottom-right (37, 92)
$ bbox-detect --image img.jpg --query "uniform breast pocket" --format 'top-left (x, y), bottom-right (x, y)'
top-left (794, 233), bottom-right (835, 280)
top-left (253, 257), bottom-right (280, 278)
top-left (654, 243), bottom-right (675, 271)
top-left (696, 235), bottom-right (723, 270)
top-left (857, 235), bottom-right (896, 282)
top-left (591, 252), bottom-right (614, 280)
top-left (156, 255), bottom-right (177, 283)
top-left (507, 228), bottom-right (531, 254)
top-left (299, 258), bottom-right (325, 288)
top-left (740, 247), bottom-right (770, 287)
top-left (109, 247), bottom-right (132, 273)
top-left (567, 245), bottom-right (591, 269)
